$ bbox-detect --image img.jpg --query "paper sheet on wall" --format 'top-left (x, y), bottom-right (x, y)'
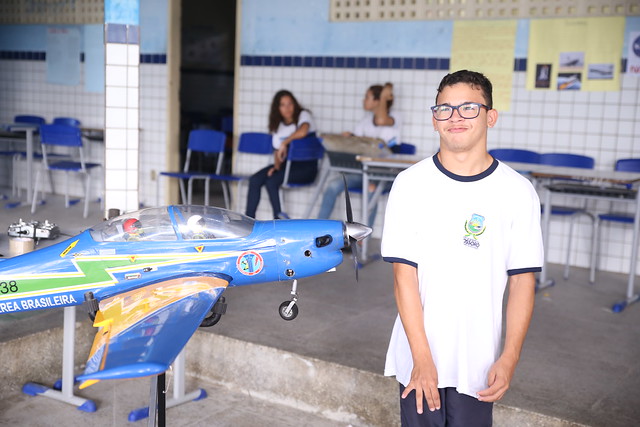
top-left (450, 20), bottom-right (517, 112)
top-left (527, 17), bottom-right (625, 91)
top-left (84, 25), bottom-right (105, 93)
top-left (627, 31), bottom-right (640, 76)
top-left (46, 27), bottom-right (81, 86)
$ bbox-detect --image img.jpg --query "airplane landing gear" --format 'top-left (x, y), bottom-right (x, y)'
top-left (200, 296), bottom-right (227, 327)
top-left (279, 279), bottom-right (299, 321)
top-left (83, 291), bottom-right (99, 321)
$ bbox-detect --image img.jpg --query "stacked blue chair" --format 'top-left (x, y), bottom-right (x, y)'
top-left (15, 115), bottom-right (46, 125)
top-left (230, 132), bottom-right (274, 211)
top-left (31, 124), bottom-right (101, 218)
top-left (390, 142), bottom-right (417, 155)
top-left (279, 136), bottom-right (325, 218)
top-left (590, 158), bottom-right (640, 284)
top-left (489, 148), bottom-right (541, 164)
top-left (53, 117), bottom-right (81, 127)
top-left (539, 152), bottom-right (596, 280)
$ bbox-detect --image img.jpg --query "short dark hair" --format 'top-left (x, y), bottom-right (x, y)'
top-left (435, 70), bottom-right (493, 109)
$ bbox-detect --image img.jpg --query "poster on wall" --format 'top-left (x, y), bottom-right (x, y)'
top-left (527, 17), bottom-right (624, 91)
top-left (450, 20), bottom-right (517, 111)
top-left (46, 27), bottom-right (81, 86)
top-left (627, 31), bottom-right (640, 76)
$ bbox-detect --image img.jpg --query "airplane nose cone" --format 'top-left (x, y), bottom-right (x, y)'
top-left (345, 222), bottom-right (372, 242)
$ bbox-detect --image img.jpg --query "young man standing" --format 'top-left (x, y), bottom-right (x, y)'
top-left (381, 70), bottom-right (544, 427)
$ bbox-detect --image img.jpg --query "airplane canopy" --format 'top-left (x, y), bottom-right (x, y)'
top-left (90, 206), bottom-right (255, 242)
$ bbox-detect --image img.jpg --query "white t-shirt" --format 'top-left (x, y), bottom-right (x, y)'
top-left (381, 154), bottom-right (543, 398)
top-left (353, 112), bottom-right (401, 144)
top-left (272, 110), bottom-right (316, 149)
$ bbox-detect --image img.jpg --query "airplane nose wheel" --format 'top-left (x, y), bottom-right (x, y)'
top-left (279, 279), bottom-right (299, 321)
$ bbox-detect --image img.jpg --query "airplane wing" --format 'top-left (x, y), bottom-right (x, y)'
top-left (76, 273), bottom-right (228, 389)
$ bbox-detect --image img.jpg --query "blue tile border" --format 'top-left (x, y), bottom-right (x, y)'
top-left (239, 55), bottom-right (454, 71)
top-left (0, 52), bottom-right (627, 72)
top-left (239, 55), bottom-right (637, 74)
top-left (0, 50), bottom-right (167, 64)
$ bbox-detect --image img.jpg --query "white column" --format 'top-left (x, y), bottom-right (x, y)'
top-left (103, 6), bottom-right (140, 215)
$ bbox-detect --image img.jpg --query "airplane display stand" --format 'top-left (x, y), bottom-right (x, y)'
top-left (147, 373), bottom-right (167, 427)
top-left (128, 349), bottom-right (207, 422)
top-left (22, 306), bottom-right (96, 412)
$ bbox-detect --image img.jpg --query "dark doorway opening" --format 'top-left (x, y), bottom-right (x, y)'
top-left (179, 0), bottom-right (236, 203)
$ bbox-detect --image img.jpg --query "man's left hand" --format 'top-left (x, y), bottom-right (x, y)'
top-left (476, 356), bottom-right (516, 402)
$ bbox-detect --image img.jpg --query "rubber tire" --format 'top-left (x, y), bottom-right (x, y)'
top-left (279, 301), bottom-right (299, 321)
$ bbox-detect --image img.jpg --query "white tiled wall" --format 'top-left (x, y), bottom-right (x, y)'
top-left (0, 59), bottom-right (105, 206)
top-left (235, 64), bottom-right (640, 276)
top-left (139, 63), bottom-right (169, 209)
top-left (0, 58), bottom-right (168, 215)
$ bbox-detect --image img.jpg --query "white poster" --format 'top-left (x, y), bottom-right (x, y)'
top-left (46, 27), bottom-right (81, 86)
top-left (627, 31), bottom-right (640, 76)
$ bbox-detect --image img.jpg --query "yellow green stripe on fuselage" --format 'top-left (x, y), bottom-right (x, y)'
top-left (0, 252), bottom-right (236, 300)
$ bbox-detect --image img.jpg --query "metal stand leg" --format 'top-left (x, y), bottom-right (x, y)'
top-left (128, 349), bottom-right (207, 422)
top-left (22, 306), bottom-right (96, 412)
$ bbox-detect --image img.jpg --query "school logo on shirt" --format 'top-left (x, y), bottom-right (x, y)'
top-left (463, 213), bottom-right (486, 249)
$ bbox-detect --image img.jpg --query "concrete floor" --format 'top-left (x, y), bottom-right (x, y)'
top-left (0, 192), bottom-right (639, 426)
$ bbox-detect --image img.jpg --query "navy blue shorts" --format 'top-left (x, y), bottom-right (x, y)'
top-left (399, 384), bottom-right (493, 427)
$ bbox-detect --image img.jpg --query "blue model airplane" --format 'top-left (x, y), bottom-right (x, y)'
top-left (0, 204), bottom-right (371, 389)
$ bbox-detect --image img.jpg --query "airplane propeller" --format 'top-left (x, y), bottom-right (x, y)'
top-left (342, 174), bottom-right (373, 281)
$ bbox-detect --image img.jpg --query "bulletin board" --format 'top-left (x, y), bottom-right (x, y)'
top-left (526, 16), bottom-right (625, 91)
top-left (450, 20), bottom-right (517, 111)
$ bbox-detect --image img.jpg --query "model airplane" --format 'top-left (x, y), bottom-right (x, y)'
top-left (0, 203), bottom-right (371, 389)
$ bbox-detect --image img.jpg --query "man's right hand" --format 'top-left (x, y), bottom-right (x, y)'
top-left (402, 358), bottom-right (440, 414)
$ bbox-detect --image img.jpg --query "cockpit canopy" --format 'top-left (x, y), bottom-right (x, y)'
top-left (90, 206), bottom-right (255, 242)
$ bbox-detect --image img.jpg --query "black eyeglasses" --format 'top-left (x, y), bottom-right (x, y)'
top-left (430, 102), bottom-right (490, 121)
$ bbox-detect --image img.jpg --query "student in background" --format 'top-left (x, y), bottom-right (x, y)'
top-left (245, 90), bottom-right (317, 219)
top-left (317, 83), bottom-right (400, 224)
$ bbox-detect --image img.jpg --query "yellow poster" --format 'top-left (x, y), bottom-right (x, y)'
top-left (527, 17), bottom-right (625, 91)
top-left (451, 20), bottom-right (517, 111)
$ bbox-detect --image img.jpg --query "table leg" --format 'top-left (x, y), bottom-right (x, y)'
top-left (303, 163), bottom-right (331, 219)
top-left (619, 193), bottom-right (640, 310)
top-left (360, 165), bottom-right (370, 263)
top-left (538, 186), bottom-right (554, 290)
top-left (25, 128), bottom-right (34, 201)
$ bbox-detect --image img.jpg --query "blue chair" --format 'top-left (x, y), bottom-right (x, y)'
top-left (31, 124), bottom-right (101, 218)
top-left (590, 158), bottom-right (640, 283)
top-left (231, 132), bottom-right (274, 210)
top-left (540, 153), bottom-right (594, 169)
top-left (279, 136), bottom-right (325, 218)
top-left (539, 152), bottom-right (596, 280)
top-left (205, 132), bottom-right (276, 210)
top-left (158, 129), bottom-right (229, 207)
top-left (390, 142), bottom-right (417, 155)
top-left (221, 115), bottom-right (233, 135)
top-left (489, 148), bottom-right (541, 164)
top-left (53, 117), bottom-right (81, 127)
top-left (15, 115), bottom-right (46, 125)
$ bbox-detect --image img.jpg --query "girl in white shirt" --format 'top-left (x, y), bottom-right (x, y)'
top-left (317, 83), bottom-right (400, 223)
top-left (245, 90), bottom-right (317, 218)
